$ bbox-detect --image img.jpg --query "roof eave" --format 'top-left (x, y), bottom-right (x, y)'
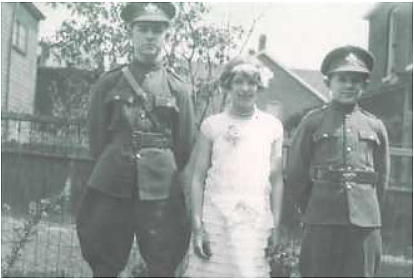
top-left (23, 3), bottom-right (45, 21)
top-left (255, 51), bottom-right (329, 104)
top-left (364, 3), bottom-right (381, 19)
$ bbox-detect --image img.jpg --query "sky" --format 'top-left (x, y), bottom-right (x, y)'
top-left (35, 1), bottom-right (376, 70)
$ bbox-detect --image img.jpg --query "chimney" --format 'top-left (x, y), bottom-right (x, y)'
top-left (258, 34), bottom-right (267, 52)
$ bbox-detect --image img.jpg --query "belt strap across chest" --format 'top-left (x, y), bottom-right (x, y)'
top-left (122, 66), bottom-right (161, 130)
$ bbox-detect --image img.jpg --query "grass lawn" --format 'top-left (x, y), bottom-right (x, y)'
top-left (380, 255), bottom-right (413, 278)
top-left (1, 216), bottom-right (145, 277)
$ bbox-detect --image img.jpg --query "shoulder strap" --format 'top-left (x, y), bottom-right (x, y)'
top-left (121, 66), bottom-right (161, 130)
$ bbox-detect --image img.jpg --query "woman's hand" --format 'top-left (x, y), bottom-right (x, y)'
top-left (193, 227), bottom-right (212, 260)
top-left (189, 131), bottom-right (213, 260)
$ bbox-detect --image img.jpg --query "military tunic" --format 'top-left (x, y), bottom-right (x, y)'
top-left (87, 59), bottom-right (195, 199)
top-left (287, 102), bottom-right (390, 277)
top-left (76, 59), bottom-right (195, 277)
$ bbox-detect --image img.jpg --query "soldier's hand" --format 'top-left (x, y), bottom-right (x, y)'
top-left (193, 227), bottom-right (212, 260)
top-left (270, 227), bottom-right (280, 249)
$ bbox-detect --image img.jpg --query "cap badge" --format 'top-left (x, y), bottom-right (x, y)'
top-left (345, 53), bottom-right (363, 66)
top-left (144, 3), bottom-right (161, 14)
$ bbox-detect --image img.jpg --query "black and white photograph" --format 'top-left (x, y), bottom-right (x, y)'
top-left (1, 2), bottom-right (412, 277)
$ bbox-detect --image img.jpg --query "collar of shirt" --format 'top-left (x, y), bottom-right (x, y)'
top-left (331, 101), bottom-right (359, 115)
top-left (130, 58), bottom-right (162, 82)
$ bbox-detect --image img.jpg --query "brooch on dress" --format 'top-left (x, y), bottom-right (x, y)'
top-left (224, 124), bottom-right (241, 145)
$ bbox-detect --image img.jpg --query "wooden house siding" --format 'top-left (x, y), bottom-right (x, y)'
top-left (1, 3), bottom-right (44, 114)
top-left (1, 3), bottom-right (14, 110)
top-left (367, 2), bottom-right (413, 91)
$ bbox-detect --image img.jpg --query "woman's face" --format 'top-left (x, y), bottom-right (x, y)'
top-left (229, 72), bottom-right (260, 111)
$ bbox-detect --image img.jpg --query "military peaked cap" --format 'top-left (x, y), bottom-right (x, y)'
top-left (120, 2), bottom-right (176, 24)
top-left (321, 45), bottom-right (375, 76)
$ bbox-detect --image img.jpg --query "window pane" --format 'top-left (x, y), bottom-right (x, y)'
top-left (19, 24), bottom-right (27, 52)
top-left (389, 152), bottom-right (413, 190)
top-left (387, 8), bottom-right (400, 75)
top-left (12, 20), bottom-right (27, 54)
top-left (12, 21), bottom-right (19, 47)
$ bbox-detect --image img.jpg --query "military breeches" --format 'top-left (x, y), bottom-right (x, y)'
top-left (299, 225), bottom-right (382, 277)
top-left (76, 188), bottom-right (190, 277)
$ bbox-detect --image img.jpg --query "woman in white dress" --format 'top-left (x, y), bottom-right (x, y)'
top-left (183, 57), bottom-right (284, 277)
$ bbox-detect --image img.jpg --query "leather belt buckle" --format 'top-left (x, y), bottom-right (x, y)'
top-left (132, 130), bottom-right (172, 150)
top-left (132, 130), bottom-right (144, 151)
top-left (312, 166), bottom-right (377, 185)
top-left (340, 171), bottom-right (357, 181)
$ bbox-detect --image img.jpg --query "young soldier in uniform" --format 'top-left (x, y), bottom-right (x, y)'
top-left (76, 3), bottom-right (195, 277)
top-left (287, 46), bottom-right (390, 277)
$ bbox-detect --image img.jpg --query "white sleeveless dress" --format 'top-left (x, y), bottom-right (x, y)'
top-left (183, 109), bottom-right (284, 278)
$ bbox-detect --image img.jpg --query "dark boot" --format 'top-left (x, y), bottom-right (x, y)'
top-left (146, 263), bottom-right (176, 278)
top-left (92, 264), bottom-right (119, 278)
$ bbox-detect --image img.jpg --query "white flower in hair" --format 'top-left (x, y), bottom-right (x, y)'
top-left (232, 63), bottom-right (274, 88)
top-left (232, 63), bottom-right (259, 73)
top-left (259, 66), bottom-right (274, 87)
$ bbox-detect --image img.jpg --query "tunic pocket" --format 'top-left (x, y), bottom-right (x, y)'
top-left (358, 130), bottom-right (379, 165)
top-left (358, 130), bottom-right (379, 145)
top-left (88, 144), bottom-right (135, 197)
top-left (154, 95), bottom-right (178, 111)
top-left (312, 130), bottom-right (340, 158)
top-left (153, 96), bottom-right (178, 125)
top-left (136, 148), bottom-right (177, 200)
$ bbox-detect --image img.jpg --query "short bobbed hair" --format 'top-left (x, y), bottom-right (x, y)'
top-left (219, 57), bottom-right (265, 90)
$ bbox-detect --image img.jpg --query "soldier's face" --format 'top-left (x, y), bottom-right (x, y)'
top-left (329, 72), bottom-right (367, 104)
top-left (229, 72), bottom-right (259, 111)
top-left (131, 22), bottom-right (168, 61)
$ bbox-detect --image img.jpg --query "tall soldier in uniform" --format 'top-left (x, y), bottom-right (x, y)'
top-left (76, 3), bottom-right (195, 277)
top-left (287, 46), bottom-right (390, 277)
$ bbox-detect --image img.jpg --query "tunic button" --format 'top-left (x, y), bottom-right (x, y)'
top-left (114, 95), bottom-right (120, 100)
top-left (323, 133), bottom-right (328, 138)
top-left (346, 146), bottom-right (352, 152)
top-left (346, 183), bottom-right (352, 190)
top-left (136, 153), bottom-right (141, 159)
